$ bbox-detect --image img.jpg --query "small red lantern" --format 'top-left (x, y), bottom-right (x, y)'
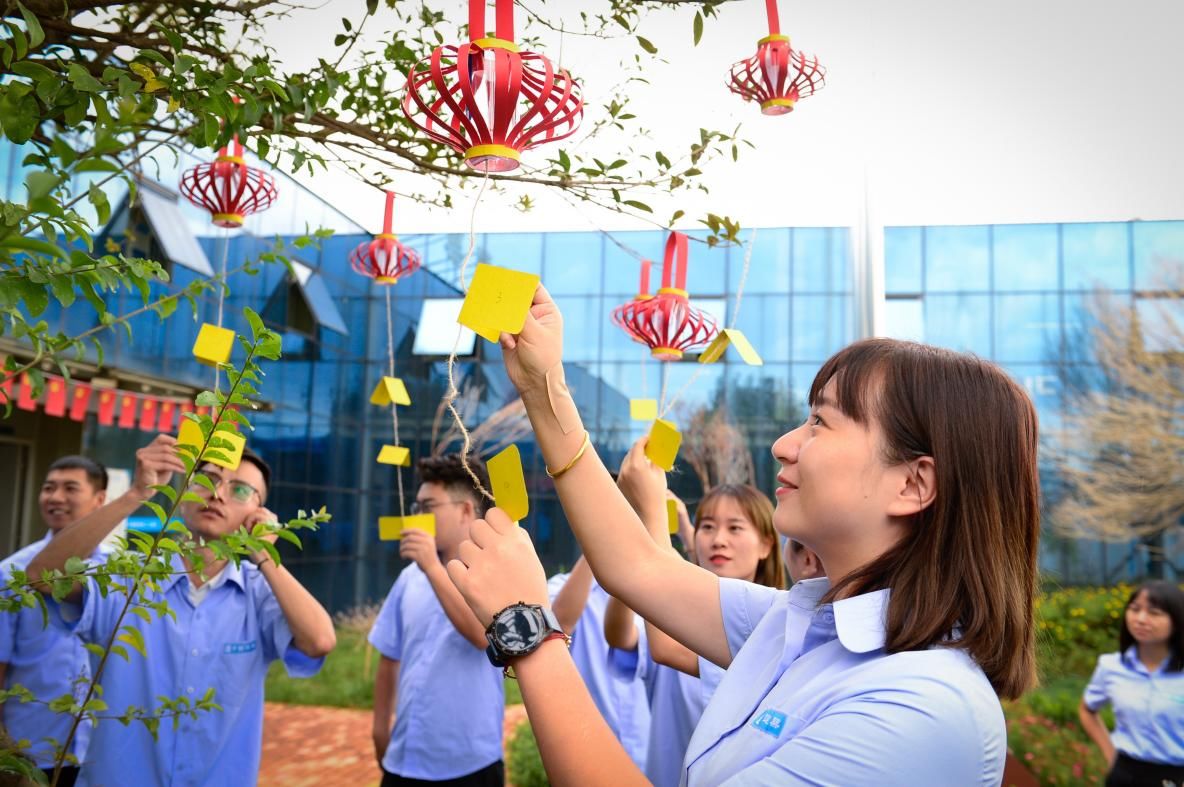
top-left (728, 0), bottom-right (825, 116)
top-left (349, 191), bottom-right (421, 285)
top-left (402, 0), bottom-right (583, 173)
top-left (611, 233), bottom-right (719, 361)
top-left (611, 260), bottom-right (654, 344)
top-left (180, 133), bottom-right (278, 229)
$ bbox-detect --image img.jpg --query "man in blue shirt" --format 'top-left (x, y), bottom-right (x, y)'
top-left (26, 433), bottom-right (337, 787)
top-left (370, 454), bottom-right (505, 786)
top-left (1, 455), bottom-right (109, 787)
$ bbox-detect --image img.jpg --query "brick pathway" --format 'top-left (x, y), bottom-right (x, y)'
top-left (259, 702), bottom-right (529, 787)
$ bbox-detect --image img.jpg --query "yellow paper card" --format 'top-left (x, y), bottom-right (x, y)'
top-left (370, 377), bottom-right (411, 407)
top-left (698, 328), bottom-right (763, 366)
top-left (645, 419), bottom-right (681, 472)
top-left (377, 445), bottom-right (411, 466)
top-left (488, 444), bottom-right (529, 523)
top-left (667, 498), bottom-right (679, 536)
top-left (630, 398), bottom-right (658, 421)
top-left (457, 263), bottom-right (541, 343)
top-left (192, 323), bottom-right (234, 366)
top-left (176, 419), bottom-right (245, 470)
top-left (378, 513), bottom-right (436, 541)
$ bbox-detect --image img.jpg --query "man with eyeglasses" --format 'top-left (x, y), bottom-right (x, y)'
top-left (26, 433), bottom-right (336, 787)
top-left (1, 456), bottom-right (109, 787)
top-left (369, 454), bottom-right (506, 787)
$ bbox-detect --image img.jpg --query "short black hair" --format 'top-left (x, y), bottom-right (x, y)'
top-left (47, 455), bottom-right (108, 491)
top-left (1120, 580), bottom-right (1184, 672)
top-left (417, 454), bottom-right (491, 516)
top-left (199, 446), bottom-right (271, 504)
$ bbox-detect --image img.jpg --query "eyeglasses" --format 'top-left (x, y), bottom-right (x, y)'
top-left (190, 473), bottom-right (261, 504)
top-left (409, 499), bottom-right (464, 516)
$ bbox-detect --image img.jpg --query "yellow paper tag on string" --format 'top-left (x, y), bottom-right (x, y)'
top-left (487, 444), bottom-right (529, 523)
top-left (376, 446), bottom-right (411, 466)
top-left (457, 263), bottom-right (541, 343)
top-left (192, 323), bottom-right (235, 366)
top-left (370, 377), bottom-right (411, 406)
top-left (667, 498), bottom-right (679, 536)
top-left (378, 513), bottom-right (436, 541)
top-left (176, 418), bottom-right (245, 470)
top-left (698, 328), bottom-right (763, 366)
top-left (645, 419), bottom-right (681, 472)
top-left (630, 399), bottom-right (658, 421)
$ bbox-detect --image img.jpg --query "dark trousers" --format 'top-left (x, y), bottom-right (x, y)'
top-left (1106, 753), bottom-right (1184, 787)
top-left (40, 766), bottom-right (79, 787)
top-left (381, 760), bottom-right (504, 787)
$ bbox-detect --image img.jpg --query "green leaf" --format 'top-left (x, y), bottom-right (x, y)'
top-left (117, 625), bottom-right (147, 657)
top-left (16, 3), bottom-right (44, 48)
top-left (623, 200), bottom-right (652, 213)
top-left (636, 36), bottom-right (657, 55)
top-left (275, 528), bottom-right (303, 549)
top-left (67, 63), bottom-right (104, 93)
top-left (143, 500), bottom-right (168, 525)
top-left (24, 170), bottom-right (61, 201)
top-left (693, 12), bottom-right (704, 45)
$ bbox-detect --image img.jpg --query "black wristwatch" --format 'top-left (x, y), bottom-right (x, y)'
top-left (485, 602), bottom-right (569, 676)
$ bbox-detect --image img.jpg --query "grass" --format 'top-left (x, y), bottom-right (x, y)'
top-left (265, 628), bottom-right (523, 708)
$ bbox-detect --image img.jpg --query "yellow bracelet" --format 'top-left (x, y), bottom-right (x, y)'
top-left (546, 431), bottom-right (591, 480)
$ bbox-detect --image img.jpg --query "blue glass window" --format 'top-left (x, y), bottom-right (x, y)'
top-left (882, 297), bottom-right (924, 342)
top-left (923, 294), bottom-right (992, 355)
top-left (1133, 221), bottom-right (1184, 291)
top-left (994, 294), bottom-right (1061, 362)
top-left (1002, 364), bottom-right (1062, 430)
top-left (884, 227), bottom-right (922, 294)
top-left (993, 224), bottom-right (1058, 292)
top-left (553, 296), bottom-right (602, 362)
top-left (732, 294), bottom-right (791, 362)
top-left (603, 230), bottom-right (664, 297)
top-left (543, 232), bottom-right (601, 293)
top-left (925, 226), bottom-right (990, 292)
top-left (731, 228), bottom-right (790, 294)
top-left (792, 295), bottom-right (850, 362)
top-left (681, 230), bottom-right (728, 295)
top-left (794, 228), bottom-right (850, 293)
top-left (1063, 222), bottom-right (1130, 291)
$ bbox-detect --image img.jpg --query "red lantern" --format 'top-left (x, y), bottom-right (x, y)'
top-left (611, 260), bottom-right (654, 344)
top-left (180, 128), bottom-right (278, 228)
top-left (349, 191), bottom-right (422, 285)
top-left (728, 0), bottom-right (825, 116)
top-left (611, 233), bottom-right (719, 361)
top-left (402, 0), bottom-right (584, 173)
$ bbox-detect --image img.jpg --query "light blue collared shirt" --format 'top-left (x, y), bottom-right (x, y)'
top-left (1084, 647), bottom-right (1184, 765)
top-left (0, 534), bottom-right (103, 768)
top-left (684, 577), bottom-right (1006, 786)
top-left (369, 564), bottom-right (504, 780)
top-left (57, 554), bottom-right (323, 787)
top-left (548, 573), bottom-right (651, 769)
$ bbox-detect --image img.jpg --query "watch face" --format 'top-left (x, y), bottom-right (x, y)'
top-left (493, 606), bottom-right (545, 656)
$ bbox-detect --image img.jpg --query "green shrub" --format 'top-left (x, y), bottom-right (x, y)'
top-left (1034, 584), bottom-right (1132, 680)
top-left (1004, 710), bottom-right (1108, 785)
top-left (506, 721), bottom-right (548, 787)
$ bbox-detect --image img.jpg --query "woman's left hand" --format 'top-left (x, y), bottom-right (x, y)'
top-left (446, 507), bottom-right (549, 627)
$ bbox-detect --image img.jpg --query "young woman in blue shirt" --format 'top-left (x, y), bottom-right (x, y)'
top-left (1079, 580), bottom-right (1184, 786)
top-left (447, 285), bottom-right (1039, 786)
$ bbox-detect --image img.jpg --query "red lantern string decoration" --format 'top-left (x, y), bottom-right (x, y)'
top-left (402, 0), bottom-right (583, 173)
top-left (611, 259), bottom-right (654, 344)
top-left (611, 233), bottom-right (719, 361)
top-left (349, 191), bottom-right (421, 285)
top-left (728, 0), bottom-right (825, 116)
top-left (180, 120), bottom-right (278, 228)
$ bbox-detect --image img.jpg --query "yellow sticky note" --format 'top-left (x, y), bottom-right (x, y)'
top-left (698, 328), bottom-right (763, 366)
top-left (488, 444), bottom-right (529, 523)
top-left (176, 419), bottom-right (245, 470)
top-left (378, 513), bottom-right (436, 540)
top-left (667, 498), bottom-right (679, 536)
top-left (192, 323), bottom-right (234, 366)
top-left (377, 445), bottom-right (411, 466)
top-left (457, 263), bottom-right (541, 343)
top-left (630, 399), bottom-right (658, 421)
top-left (645, 419), bottom-right (681, 472)
top-left (370, 377), bottom-right (411, 406)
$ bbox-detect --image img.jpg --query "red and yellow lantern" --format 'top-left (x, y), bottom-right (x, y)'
top-left (728, 0), bottom-right (825, 116)
top-left (349, 191), bottom-right (421, 285)
top-left (180, 106), bottom-right (278, 227)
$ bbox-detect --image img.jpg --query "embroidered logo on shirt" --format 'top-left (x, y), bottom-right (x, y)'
top-left (224, 640), bottom-right (257, 655)
top-left (751, 709), bottom-right (788, 738)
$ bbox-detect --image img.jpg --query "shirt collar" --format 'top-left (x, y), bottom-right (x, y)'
top-left (159, 552), bottom-right (249, 593)
top-left (786, 578), bottom-right (891, 654)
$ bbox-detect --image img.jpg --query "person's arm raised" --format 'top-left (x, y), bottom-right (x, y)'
top-left (551, 555), bottom-right (593, 634)
top-left (27, 435), bottom-right (186, 601)
top-left (498, 285), bottom-right (730, 667)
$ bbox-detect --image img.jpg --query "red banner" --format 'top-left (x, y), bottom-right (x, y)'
top-left (117, 394), bottom-right (138, 429)
top-left (44, 378), bottom-right (67, 416)
top-left (69, 384), bottom-right (92, 422)
top-left (157, 400), bottom-right (177, 432)
top-left (17, 375), bottom-right (37, 411)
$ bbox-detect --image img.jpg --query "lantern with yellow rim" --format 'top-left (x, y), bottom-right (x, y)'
top-left (611, 259), bottom-right (656, 344)
top-left (180, 128), bottom-right (278, 229)
top-left (402, 0), bottom-right (583, 173)
top-left (728, 0), bottom-right (826, 116)
top-left (611, 233), bottom-right (718, 361)
top-left (349, 191), bottom-right (422, 285)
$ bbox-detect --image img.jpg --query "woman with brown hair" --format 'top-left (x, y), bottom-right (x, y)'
top-left (447, 285), bottom-right (1040, 786)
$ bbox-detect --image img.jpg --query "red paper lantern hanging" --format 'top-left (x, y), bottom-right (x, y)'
top-left (728, 0), bottom-right (825, 116)
top-left (180, 109), bottom-right (278, 228)
top-left (402, 0), bottom-right (584, 173)
top-left (611, 233), bottom-right (719, 361)
top-left (611, 260), bottom-right (654, 344)
top-left (349, 191), bottom-right (422, 285)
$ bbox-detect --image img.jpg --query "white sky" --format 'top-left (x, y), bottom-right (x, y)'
top-left (267, 0), bottom-right (1184, 236)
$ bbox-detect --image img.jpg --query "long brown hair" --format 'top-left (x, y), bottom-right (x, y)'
top-left (809, 338), bottom-right (1039, 700)
top-left (696, 484), bottom-right (786, 590)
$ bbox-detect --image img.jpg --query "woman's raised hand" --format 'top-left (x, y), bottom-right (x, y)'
top-left (499, 283), bottom-right (564, 395)
top-left (447, 507), bottom-right (550, 627)
top-left (617, 435), bottom-right (669, 528)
